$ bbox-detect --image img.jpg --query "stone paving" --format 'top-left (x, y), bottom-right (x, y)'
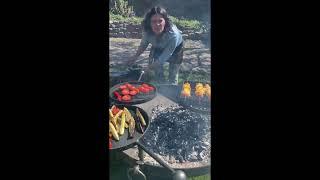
top-left (109, 38), bottom-right (211, 75)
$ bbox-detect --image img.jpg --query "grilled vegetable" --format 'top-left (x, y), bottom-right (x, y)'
top-left (181, 88), bottom-right (191, 97)
top-left (115, 120), bottom-right (120, 134)
top-left (204, 84), bottom-right (211, 97)
top-left (109, 109), bottom-right (114, 120)
top-left (195, 83), bottom-right (205, 97)
top-left (109, 138), bottom-right (112, 149)
top-left (123, 107), bottom-right (133, 123)
top-left (119, 85), bottom-right (127, 90)
top-left (129, 90), bottom-right (138, 96)
top-left (135, 116), bottom-right (144, 134)
top-left (138, 86), bottom-right (149, 93)
top-left (121, 89), bottom-right (130, 95)
top-left (128, 116), bottom-right (135, 138)
top-left (125, 83), bottom-right (133, 89)
top-left (112, 110), bottom-right (123, 125)
top-left (183, 82), bottom-right (191, 90)
top-left (110, 105), bottom-right (115, 111)
top-left (119, 112), bottom-right (125, 135)
top-left (181, 82), bottom-right (191, 97)
top-left (128, 85), bottom-right (138, 91)
top-left (109, 122), bottom-right (119, 141)
top-left (122, 95), bottom-right (131, 101)
top-left (139, 122), bottom-right (144, 133)
top-left (112, 106), bottom-right (120, 115)
top-left (136, 108), bottom-right (146, 126)
top-left (142, 84), bottom-right (149, 88)
top-left (114, 91), bottom-right (121, 99)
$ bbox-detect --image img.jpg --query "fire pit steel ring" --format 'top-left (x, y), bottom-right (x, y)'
top-left (118, 85), bottom-right (212, 179)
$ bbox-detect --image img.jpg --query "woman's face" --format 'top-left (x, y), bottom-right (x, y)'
top-left (151, 14), bottom-right (166, 35)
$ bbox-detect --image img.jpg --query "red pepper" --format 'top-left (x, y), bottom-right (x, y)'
top-left (114, 91), bottom-right (122, 101)
top-left (109, 138), bottom-right (112, 149)
top-left (126, 83), bottom-right (133, 89)
top-left (112, 106), bottom-right (120, 115)
top-left (122, 95), bottom-right (132, 101)
top-left (142, 84), bottom-right (150, 88)
top-left (119, 85), bottom-right (127, 90)
top-left (139, 87), bottom-right (149, 93)
top-left (114, 91), bottom-right (121, 98)
top-left (121, 89), bottom-right (130, 95)
top-left (129, 90), bottom-right (138, 96)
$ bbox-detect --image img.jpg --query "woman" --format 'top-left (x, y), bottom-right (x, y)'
top-left (128, 6), bottom-right (183, 85)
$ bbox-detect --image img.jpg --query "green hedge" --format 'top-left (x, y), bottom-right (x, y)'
top-left (109, 12), bottom-right (205, 31)
top-left (110, 13), bottom-right (142, 25)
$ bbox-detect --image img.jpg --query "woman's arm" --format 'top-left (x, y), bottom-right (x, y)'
top-left (128, 32), bottom-right (149, 64)
top-left (133, 43), bottom-right (148, 58)
top-left (156, 35), bottom-right (180, 65)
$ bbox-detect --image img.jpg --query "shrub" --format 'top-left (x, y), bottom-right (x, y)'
top-left (110, 0), bottom-right (134, 17)
top-left (109, 12), bottom-right (207, 32)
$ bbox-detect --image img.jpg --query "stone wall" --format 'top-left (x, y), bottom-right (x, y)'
top-left (109, 21), bottom-right (210, 40)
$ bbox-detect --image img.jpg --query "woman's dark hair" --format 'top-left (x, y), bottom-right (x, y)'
top-left (142, 6), bottom-right (172, 35)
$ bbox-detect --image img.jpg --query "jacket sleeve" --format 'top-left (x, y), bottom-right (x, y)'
top-left (156, 35), bottom-right (179, 64)
top-left (138, 31), bottom-right (150, 50)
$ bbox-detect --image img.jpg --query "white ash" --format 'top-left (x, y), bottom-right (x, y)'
top-left (140, 106), bottom-right (211, 166)
top-left (132, 150), bottom-right (211, 169)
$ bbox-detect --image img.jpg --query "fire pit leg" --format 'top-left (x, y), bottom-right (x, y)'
top-left (127, 161), bottom-right (147, 180)
top-left (138, 146), bottom-right (145, 162)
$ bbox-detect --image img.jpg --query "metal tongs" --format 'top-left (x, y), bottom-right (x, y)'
top-left (137, 70), bottom-right (145, 82)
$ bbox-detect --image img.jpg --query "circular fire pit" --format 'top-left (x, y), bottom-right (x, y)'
top-left (141, 105), bottom-right (211, 165)
top-left (120, 88), bottom-right (213, 178)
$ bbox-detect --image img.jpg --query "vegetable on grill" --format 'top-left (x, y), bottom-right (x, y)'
top-left (109, 122), bottom-right (119, 141)
top-left (111, 110), bottom-right (123, 126)
top-left (128, 116), bottom-right (135, 138)
top-left (129, 90), bottom-right (138, 96)
top-left (119, 112), bottom-right (126, 135)
top-left (122, 95), bottom-right (132, 101)
top-left (204, 84), bottom-right (211, 97)
top-left (195, 83), bottom-right (205, 97)
top-left (109, 106), bottom-right (145, 141)
top-left (121, 89), bottom-right (130, 95)
top-left (136, 108), bottom-right (146, 126)
top-left (113, 91), bottom-right (122, 101)
top-left (181, 82), bottom-right (191, 97)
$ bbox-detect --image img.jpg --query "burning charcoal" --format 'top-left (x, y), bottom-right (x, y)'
top-left (141, 106), bottom-right (211, 164)
top-left (168, 155), bottom-right (175, 164)
top-left (188, 151), bottom-right (198, 162)
top-left (199, 151), bottom-right (206, 160)
top-left (203, 142), bottom-right (210, 147)
top-left (199, 145), bottom-right (207, 151)
top-left (177, 149), bottom-right (182, 155)
top-left (164, 155), bottom-right (170, 162)
top-left (177, 155), bottom-right (185, 163)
